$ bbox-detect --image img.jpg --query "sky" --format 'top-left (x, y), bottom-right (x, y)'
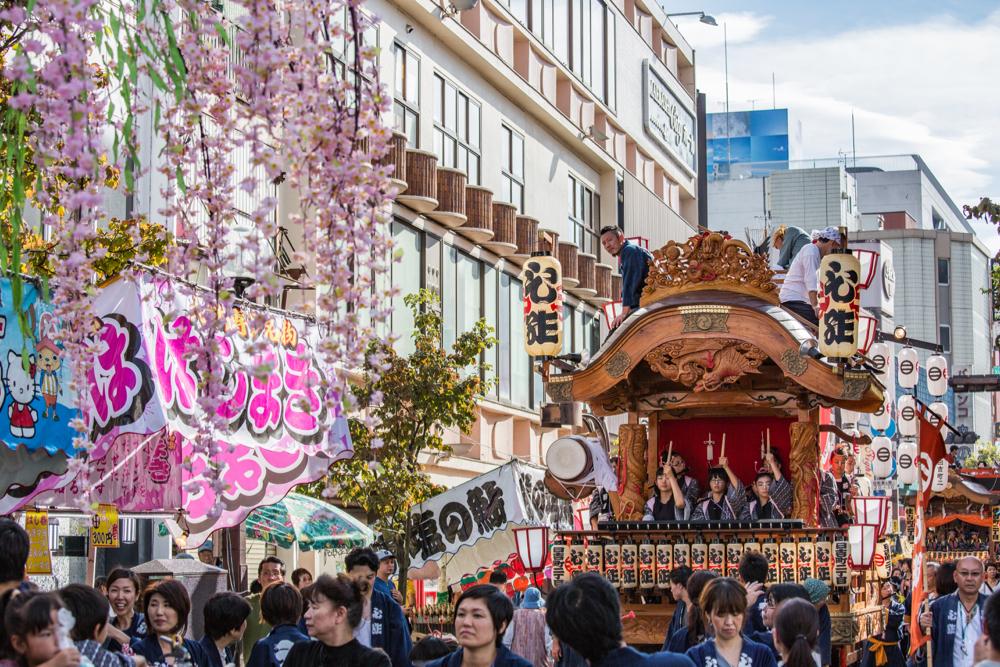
top-left (664, 1), bottom-right (1000, 249)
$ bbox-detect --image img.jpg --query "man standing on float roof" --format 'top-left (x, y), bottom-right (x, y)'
top-left (600, 225), bottom-right (653, 330)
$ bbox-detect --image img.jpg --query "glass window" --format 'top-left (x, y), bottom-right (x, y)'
top-left (391, 222), bottom-right (422, 356)
top-left (499, 273), bottom-right (512, 401)
top-left (484, 266), bottom-right (498, 399)
top-left (501, 125), bottom-right (526, 212)
top-left (433, 74), bottom-right (482, 185)
top-left (509, 277), bottom-right (530, 407)
top-left (937, 258), bottom-right (950, 285)
top-left (392, 43), bottom-right (420, 147)
top-left (442, 246), bottom-right (458, 350)
top-left (569, 175), bottom-right (600, 255)
top-left (940, 324), bottom-right (951, 353)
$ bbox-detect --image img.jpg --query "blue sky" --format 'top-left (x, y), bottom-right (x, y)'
top-left (664, 1), bottom-right (1000, 247)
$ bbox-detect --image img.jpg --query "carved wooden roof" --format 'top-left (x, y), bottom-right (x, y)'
top-left (641, 231), bottom-right (779, 306)
top-left (549, 290), bottom-right (883, 416)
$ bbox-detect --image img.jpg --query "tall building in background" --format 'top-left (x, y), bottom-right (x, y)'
top-left (706, 108), bottom-right (802, 181)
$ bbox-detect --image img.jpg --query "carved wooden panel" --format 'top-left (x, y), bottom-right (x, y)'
top-left (790, 419), bottom-right (820, 526)
top-left (644, 339), bottom-right (767, 392)
top-left (611, 424), bottom-right (648, 521)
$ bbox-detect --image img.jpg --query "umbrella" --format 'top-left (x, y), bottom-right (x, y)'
top-left (244, 492), bottom-right (373, 551)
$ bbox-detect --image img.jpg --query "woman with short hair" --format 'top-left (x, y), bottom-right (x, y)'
top-left (425, 585), bottom-right (531, 667)
top-left (131, 579), bottom-right (211, 667)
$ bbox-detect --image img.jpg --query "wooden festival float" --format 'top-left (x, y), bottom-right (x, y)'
top-left (904, 469), bottom-right (1000, 564)
top-left (531, 231), bottom-right (889, 661)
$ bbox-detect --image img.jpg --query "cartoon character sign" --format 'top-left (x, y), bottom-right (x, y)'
top-left (36, 313), bottom-right (62, 421)
top-left (8, 351), bottom-right (38, 439)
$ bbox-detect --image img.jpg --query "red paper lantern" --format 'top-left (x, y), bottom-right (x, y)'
top-left (851, 248), bottom-right (880, 290)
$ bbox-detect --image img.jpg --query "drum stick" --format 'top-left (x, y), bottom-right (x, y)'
top-left (721, 434), bottom-right (726, 459)
top-left (767, 428), bottom-right (771, 454)
top-left (667, 441), bottom-right (673, 463)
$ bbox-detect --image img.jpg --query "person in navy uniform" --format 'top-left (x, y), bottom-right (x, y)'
top-left (247, 583), bottom-right (310, 667)
top-left (599, 225), bottom-right (654, 330)
top-left (691, 458), bottom-right (746, 522)
top-left (131, 580), bottom-right (212, 667)
top-left (918, 556), bottom-right (987, 667)
top-left (684, 578), bottom-right (777, 667)
top-left (345, 547), bottom-right (413, 667)
top-left (200, 592), bottom-right (252, 667)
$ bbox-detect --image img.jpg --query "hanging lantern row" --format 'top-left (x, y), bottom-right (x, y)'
top-left (871, 436), bottom-right (893, 479)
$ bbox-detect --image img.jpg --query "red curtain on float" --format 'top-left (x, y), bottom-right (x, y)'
top-left (657, 416), bottom-right (797, 488)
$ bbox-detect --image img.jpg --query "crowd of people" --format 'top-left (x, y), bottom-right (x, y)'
top-left (7, 516), bottom-right (1000, 667)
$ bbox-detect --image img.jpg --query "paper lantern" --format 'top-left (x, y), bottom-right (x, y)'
top-left (857, 312), bottom-right (879, 354)
top-left (897, 439), bottom-right (918, 485)
top-left (840, 408), bottom-right (860, 430)
top-left (871, 397), bottom-right (892, 432)
top-left (852, 496), bottom-right (890, 539)
top-left (851, 248), bottom-right (880, 289)
top-left (512, 575), bottom-right (530, 592)
top-left (848, 524), bottom-right (879, 570)
top-left (928, 401), bottom-right (949, 437)
top-left (514, 526), bottom-right (550, 573)
top-left (818, 253), bottom-right (862, 359)
top-left (869, 342), bottom-right (892, 379)
top-left (520, 255), bottom-right (563, 357)
top-left (926, 355), bottom-right (949, 397)
top-left (898, 395), bottom-right (917, 438)
top-left (871, 436), bottom-right (893, 478)
top-left (897, 347), bottom-right (919, 389)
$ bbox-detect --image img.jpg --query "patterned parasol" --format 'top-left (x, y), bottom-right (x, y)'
top-left (244, 492), bottom-right (373, 551)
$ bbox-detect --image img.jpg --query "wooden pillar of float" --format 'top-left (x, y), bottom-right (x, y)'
top-left (459, 185), bottom-right (495, 245)
top-left (398, 149), bottom-right (439, 213)
top-left (791, 407), bottom-right (821, 526)
top-left (572, 252), bottom-right (598, 298)
top-left (427, 167), bottom-right (468, 228)
top-left (609, 423), bottom-right (648, 521)
top-left (512, 215), bottom-right (539, 262)
top-left (594, 263), bottom-right (613, 304)
top-left (379, 131), bottom-right (408, 194)
top-left (485, 201), bottom-right (518, 257)
top-left (558, 240), bottom-right (580, 289)
top-left (612, 273), bottom-right (622, 302)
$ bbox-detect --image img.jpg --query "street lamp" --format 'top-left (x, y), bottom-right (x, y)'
top-left (665, 11), bottom-right (718, 26)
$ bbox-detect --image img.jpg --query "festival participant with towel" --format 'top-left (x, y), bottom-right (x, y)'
top-left (743, 451), bottom-right (793, 521)
top-left (691, 456), bottom-right (746, 522)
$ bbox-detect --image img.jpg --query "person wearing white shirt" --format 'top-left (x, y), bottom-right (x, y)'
top-left (778, 226), bottom-right (842, 325)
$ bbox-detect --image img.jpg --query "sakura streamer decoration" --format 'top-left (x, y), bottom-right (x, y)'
top-left (896, 439), bottom-right (918, 486)
top-left (871, 436), bottom-right (893, 479)
top-left (897, 347), bottom-right (919, 389)
top-left (0, 277), bottom-right (353, 545)
top-left (926, 355), bottom-right (948, 397)
top-left (897, 395), bottom-right (917, 438)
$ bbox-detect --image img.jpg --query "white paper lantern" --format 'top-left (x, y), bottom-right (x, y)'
top-left (898, 394), bottom-right (917, 438)
top-left (848, 524), bottom-right (879, 570)
top-left (897, 439), bottom-right (918, 485)
top-left (840, 408), bottom-right (860, 430)
top-left (871, 436), bottom-right (893, 478)
top-left (928, 401), bottom-right (949, 437)
top-left (897, 347), bottom-right (919, 389)
top-left (871, 398), bottom-right (892, 432)
top-left (926, 355), bottom-right (949, 397)
top-left (869, 342), bottom-right (892, 379)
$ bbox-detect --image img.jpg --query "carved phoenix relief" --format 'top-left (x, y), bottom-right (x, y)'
top-left (644, 339), bottom-right (769, 392)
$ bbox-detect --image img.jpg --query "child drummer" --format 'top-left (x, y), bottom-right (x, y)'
top-left (742, 450), bottom-right (793, 520)
top-left (660, 450), bottom-right (701, 510)
top-left (691, 456), bottom-right (746, 521)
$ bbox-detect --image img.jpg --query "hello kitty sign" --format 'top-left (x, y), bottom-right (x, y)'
top-left (0, 277), bottom-right (353, 543)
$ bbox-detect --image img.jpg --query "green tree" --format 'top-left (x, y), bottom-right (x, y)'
top-left (301, 288), bottom-right (497, 591)
top-left (964, 441), bottom-right (1000, 468)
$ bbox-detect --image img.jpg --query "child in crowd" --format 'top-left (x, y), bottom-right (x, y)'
top-left (2, 590), bottom-right (81, 667)
top-left (247, 584), bottom-right (310, 667)
top-left (59, 584), bottom-right (137, 667)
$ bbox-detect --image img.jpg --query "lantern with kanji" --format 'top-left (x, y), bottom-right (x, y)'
top-left (926, 355), bottom-right (948, 397)
top-left (871, 397), bottom-right (892, 432)
top-left (897, 439), bottom-right (918, 485)
top-left (818, 253), bottom-right (862, 359)
top-left (898, 394), bottom-right (917, 438)
top-left (897, 347), bottom-right (919, 389)
top-left (871, 436), bottom-right (893, 478)
top-left (520, 255), bottom-right (563, 357)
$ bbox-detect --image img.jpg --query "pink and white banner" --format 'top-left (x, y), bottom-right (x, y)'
top-left (3, 276), bottom-right (352, 543)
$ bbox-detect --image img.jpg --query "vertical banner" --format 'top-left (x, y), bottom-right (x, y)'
top-left (25, 510), bottom-right (52, 575)
top-left (520, 255), bottom-right (563, 357)
top-left (551, 542), bottom-right (567, 586)
top-left (993, 508), bottom-right (1000, 545)
top-left (90, 504), bottom-right (120, 548)
top-left (906, 506), bottom-right (917, 544)
top-left (833, 537), bottom-right (850, 588)
top-left (818, 252), bottom-right (861, 358)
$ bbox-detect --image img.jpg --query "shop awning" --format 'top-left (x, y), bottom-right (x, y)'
top-left (407, 460), bottom-right (572, 584)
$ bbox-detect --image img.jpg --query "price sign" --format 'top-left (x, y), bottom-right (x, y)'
top-left (25, 510), bottom-right (52, 575)
top-left (90, 504), bottom-right (120, 548)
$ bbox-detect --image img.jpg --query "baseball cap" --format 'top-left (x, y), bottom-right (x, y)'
top-left (376, 549), bottom-right (395, 560)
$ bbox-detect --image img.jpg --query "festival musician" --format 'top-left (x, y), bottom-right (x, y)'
top-left (662, 451), bottom-right (701, 510)
top-left (742, 451), bottom-right (792, 521)
top-left (691, 457), bottom-right (746, 522)
top-left (643, 465), bottom-right (691, 522)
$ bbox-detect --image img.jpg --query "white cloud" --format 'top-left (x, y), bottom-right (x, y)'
top-left (677, 9), bottom-right (1000, 215)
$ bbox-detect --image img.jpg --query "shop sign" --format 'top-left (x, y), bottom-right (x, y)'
top-left (90, 504), bottom-right (120, 548)
top-left (643, 60), bottom-right (696, 173)
top-left (25, 510), bottom-right (51, 575)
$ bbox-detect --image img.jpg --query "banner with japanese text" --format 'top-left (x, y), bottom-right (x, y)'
top-left (407, 461), bottom-right (573, 573)
top-left (0, 276), bottom-right (353, 544)
top-left (24, 510), bottom-right (51, 575)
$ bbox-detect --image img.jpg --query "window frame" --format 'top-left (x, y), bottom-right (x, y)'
top-left (392, 41), bottom-right (420, 147)
top-left (939, 324), bottom-right (951, 353)
top-left (937, 258), bottom-right (950, 286)
top-left (568, 174), bottom-right (600, 256)
top-left (432, 73), bottom-right (482, 185)
top-left (501, 124), bottom-right (526, 212)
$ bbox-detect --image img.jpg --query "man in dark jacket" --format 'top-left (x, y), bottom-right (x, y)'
top-left (918, 556), bottom-right (987, 667)
top-left (347, 547), bottom-right (413, 667)
top-left (600, 226), bottom-right (653, 330)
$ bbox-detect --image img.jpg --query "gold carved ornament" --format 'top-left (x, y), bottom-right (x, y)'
top-left (790, 421), bottom-right (820, 526)
top-left (611, 424), bottom-right (648, 521)
top-left (644, 339), bottom-right (768, 392)
top-left (640, 231), bottom-right (778, 306)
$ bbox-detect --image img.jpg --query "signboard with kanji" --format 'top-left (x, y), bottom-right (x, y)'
top-left (818, 252), bottom-right (861, 359)
top-left (90, 504), bottom-right (120, 548)
top-left (25, 510), bottom-right (51, 575)
top-left (520, 255), bottom-right (563, 357)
